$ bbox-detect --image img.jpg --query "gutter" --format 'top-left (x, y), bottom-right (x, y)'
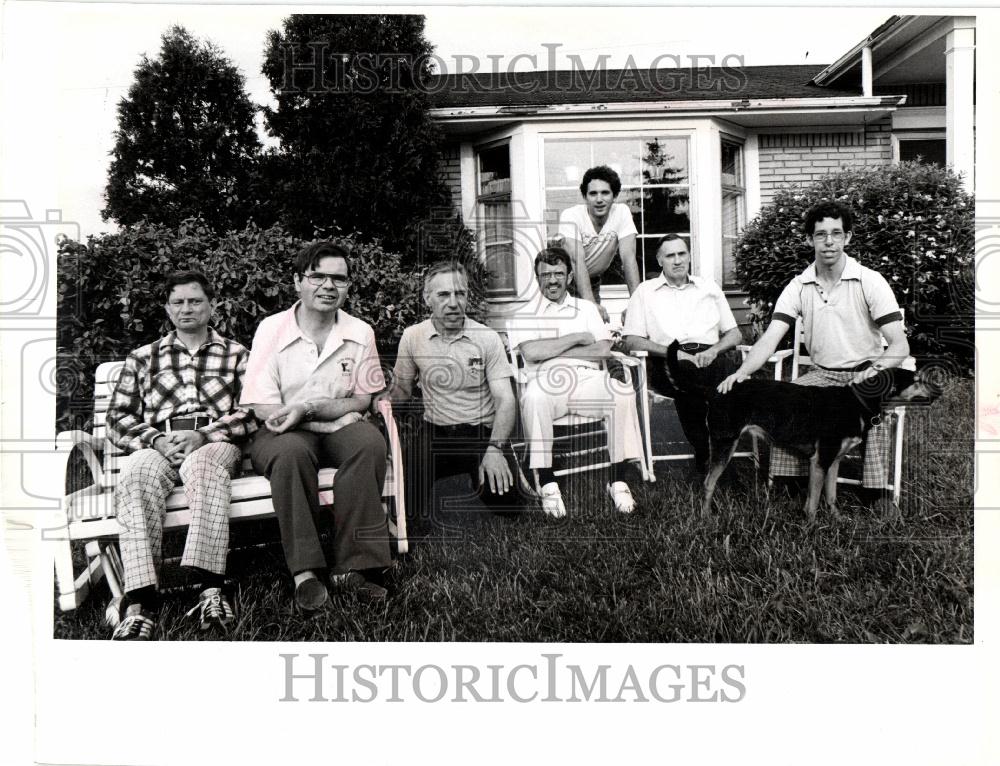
top-left (812, 14), bottom-right (907, 86)
top-left (429, 95), bottom-right (906, 121)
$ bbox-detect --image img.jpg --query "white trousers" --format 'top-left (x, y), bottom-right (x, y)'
top-left (520, 367), bottom-right (644, 470)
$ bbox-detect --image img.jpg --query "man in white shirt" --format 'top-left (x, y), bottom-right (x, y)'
top-left (623, 234), bottom-right (742, 474)
top-left (557, 165), bottom-right (640, 318)
top-left (241, 242), bottom-right (391, 611)
top-left (508, 247), bottom-right (644, 516)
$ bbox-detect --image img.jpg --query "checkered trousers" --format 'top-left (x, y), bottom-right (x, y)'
top-left (769, 368), bottom-right (892, 489)
top-left (116, 442), bottom-right (242, 592)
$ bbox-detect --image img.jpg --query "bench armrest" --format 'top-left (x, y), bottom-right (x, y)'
top-left (56, 430), bottom-right (106, 494)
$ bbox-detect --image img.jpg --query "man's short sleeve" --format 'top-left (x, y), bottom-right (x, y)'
top-left (392, 327), bottom-right (418, 383)
top-left (505, 316), bottom-right (542, 352)
top-left (610, 204), bottom-right (638, 238)
top-left (557, 206), bottom-right (584, 242)
top-left (863, 269), bottom-right (904, 326)
top-left (483, 331), bottom-right (514, 381)
top-left (240, 319), bottom-right (284, 406)
top-left (772, 280), bottom-right (803, 328)
top-left (711, 284), bottom-right (738, 334)
top-left (622, 286), bottom-right (649, 338)
top-left (579, 300), bottom-right (612, 342)
top-left (354, 326), bottom-right (386, 395)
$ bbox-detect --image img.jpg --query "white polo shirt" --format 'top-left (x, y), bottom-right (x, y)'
top-left (241, 303), bottom-right (385, 431)
top-left (773, 256), bottom-right (904, 369)
top-left (622, 273), bottom-right (737, 346)
top-left (507, 294), bottom-right (611, 380)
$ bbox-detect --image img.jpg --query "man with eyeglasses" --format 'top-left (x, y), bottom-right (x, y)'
top-left (508, 246), bottom-right (644, 516)
top-left (718, 201), bottom-right (910, 490)
top-left (241, 241), bottom-right (392, 610)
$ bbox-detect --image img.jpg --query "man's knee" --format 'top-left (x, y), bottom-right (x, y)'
top-left (343, 423), bottom-right (388, 465)
top-left (120, 448), bottom-right (172, 485)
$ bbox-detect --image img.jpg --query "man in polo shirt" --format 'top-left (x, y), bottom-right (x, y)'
top-left (106, 270), bottom-right (256, 640)
top-left (389, 260), bottom-right (526, 530)
top-left (241, 241), bottom-right (391, 610)
top-left (507, 246), bottom-right (644, 516)
top-left (623, 234), bottom-right (743, 474)
top-left (557, 164), bottom-right (640, 319)
top-left (719, 201), bottom-right (910, 489)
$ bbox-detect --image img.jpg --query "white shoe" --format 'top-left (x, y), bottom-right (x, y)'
top-left (606, 481), bottom-right (636, 514)
top-left (540, 482), bottom-right (567, 518)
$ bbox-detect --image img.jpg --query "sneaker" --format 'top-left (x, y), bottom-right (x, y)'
top-left (329, 571), bottom-right (388, 602)
top-left (111, 603), bottom-right (156, 641)
top-left (606, 481), bottom-right (637, 514)
top-left (104, 595), bottom-right (128, 629)
top-left (540, 482), bottom-right (567, 518)
top-left (185, 587), bottom-right (235, 633)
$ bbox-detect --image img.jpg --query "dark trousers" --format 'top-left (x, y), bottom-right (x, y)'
top-left (404, 421), bottom-right (530, 533)
top-left (248, 421), bottom-right (391, 575)
top-left (648, 348), bottom-right (741, 471)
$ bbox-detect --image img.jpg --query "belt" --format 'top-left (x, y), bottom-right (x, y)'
top-left (162, 415), bottom-right (212, 432)
top-left (815, 361), bottom-right (872, 373)
top-left (679, 342), bottom-right (713, 353)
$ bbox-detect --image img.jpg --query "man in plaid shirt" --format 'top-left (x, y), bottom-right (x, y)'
top-left (105, 270), bottom-right (256, 640)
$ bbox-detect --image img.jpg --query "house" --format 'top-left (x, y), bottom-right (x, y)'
top-left (427, 14), bottom-right (975, 325)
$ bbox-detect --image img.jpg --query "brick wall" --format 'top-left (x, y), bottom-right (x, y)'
top-left (757, 119), bottom-right (893, 206)
top-left (440, 143), bottom-right (463, 215)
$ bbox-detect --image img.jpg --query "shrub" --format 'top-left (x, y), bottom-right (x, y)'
top-left (735, 162), bottom-right (973, 370)
top-left (56, 217), bottom-right (485, 431)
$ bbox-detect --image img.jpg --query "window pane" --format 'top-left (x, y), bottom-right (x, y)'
top-left (898, 138), bottom-right (946, 167)
top-left (722, 190), bottom-right (741, 238)
top-left (641, 137), bottom-right (689, 185)
top-left (722, 236), bottom-right (738, 288)
top-left (721, 141), bottom-right (743, 186)
top-left (589, 138), bottom-right (642, 187)
top-left (642, 187), bottom-right (691, 232)
top-left (544, 139), bottom-right (592, 187)
top-left (478, 144), bottom-right (510, 196)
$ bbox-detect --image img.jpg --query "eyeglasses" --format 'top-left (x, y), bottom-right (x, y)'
top-left (813, 231), bottom-right (847, 243)
top-left (302, 272), bottom-right (351, 288)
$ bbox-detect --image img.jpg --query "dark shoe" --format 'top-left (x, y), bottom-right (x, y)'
top-left (294, 575), bottom-right (329, 612)
top-left (329, 571), bottom-right (388, 602)
top-left (185, 587), bottom-right (235, 634)
top-left (111, 603), bottom-right (156, 641)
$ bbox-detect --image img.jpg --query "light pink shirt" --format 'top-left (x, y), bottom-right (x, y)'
top-left (241, 303), bottom-right (385, 431)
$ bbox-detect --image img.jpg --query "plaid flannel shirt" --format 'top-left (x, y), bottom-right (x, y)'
top-left (107, 328), bottom-right (257, 453)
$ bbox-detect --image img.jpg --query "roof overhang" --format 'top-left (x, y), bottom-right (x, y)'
top-left (430, 95), bottom-right (906, 137)
top-left (812, 15), bottom-right (969, 88)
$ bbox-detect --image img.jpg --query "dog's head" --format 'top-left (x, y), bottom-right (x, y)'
top-left (852, 366), bottom-right (944, 412)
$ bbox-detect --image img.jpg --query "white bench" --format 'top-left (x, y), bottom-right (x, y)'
top-left (52, 361), bottom-right (407, 612)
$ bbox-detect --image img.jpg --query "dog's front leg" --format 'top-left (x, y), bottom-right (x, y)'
top-left (823, 460), bottom-right (843, 521)
top-left (804, 450), bottom-right (824, 523)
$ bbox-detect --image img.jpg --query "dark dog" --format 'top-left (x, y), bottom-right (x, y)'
top-left (665, 341), bottom-right (939, 521)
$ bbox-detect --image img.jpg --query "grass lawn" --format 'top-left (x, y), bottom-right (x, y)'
top-left (53, 378), bottom-right (973, 643)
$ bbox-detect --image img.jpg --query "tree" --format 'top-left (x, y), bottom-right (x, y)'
top-left (259, 14), bottom-right (456, 262)
top-left (103, 26), bottom-right (261, 231)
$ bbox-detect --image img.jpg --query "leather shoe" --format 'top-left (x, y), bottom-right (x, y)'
top-left (330, 571), bottom-right (388, 602)
top-left (294, 575), bottom-right (329, 612)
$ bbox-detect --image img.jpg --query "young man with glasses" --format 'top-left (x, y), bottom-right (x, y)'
top-left (718, 201), bottom-right (910, 490)
top-left (241, 241), bottom-right (392, 610)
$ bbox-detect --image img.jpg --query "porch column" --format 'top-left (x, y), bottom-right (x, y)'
top-left (945, 18), bottom-right (975, 191)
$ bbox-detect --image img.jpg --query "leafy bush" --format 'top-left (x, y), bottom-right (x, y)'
top-left (735, 162), bottom-right (973, 369)
top-left (56, 217), bottom-right (484, 431)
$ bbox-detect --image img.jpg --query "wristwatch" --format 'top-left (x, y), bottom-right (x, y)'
top-left (301, 401), bottom-right (317, 421)
top-left (871, 362), bottom-right (886, 372)
top-left (488, 439), bottom-right (507, 452)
